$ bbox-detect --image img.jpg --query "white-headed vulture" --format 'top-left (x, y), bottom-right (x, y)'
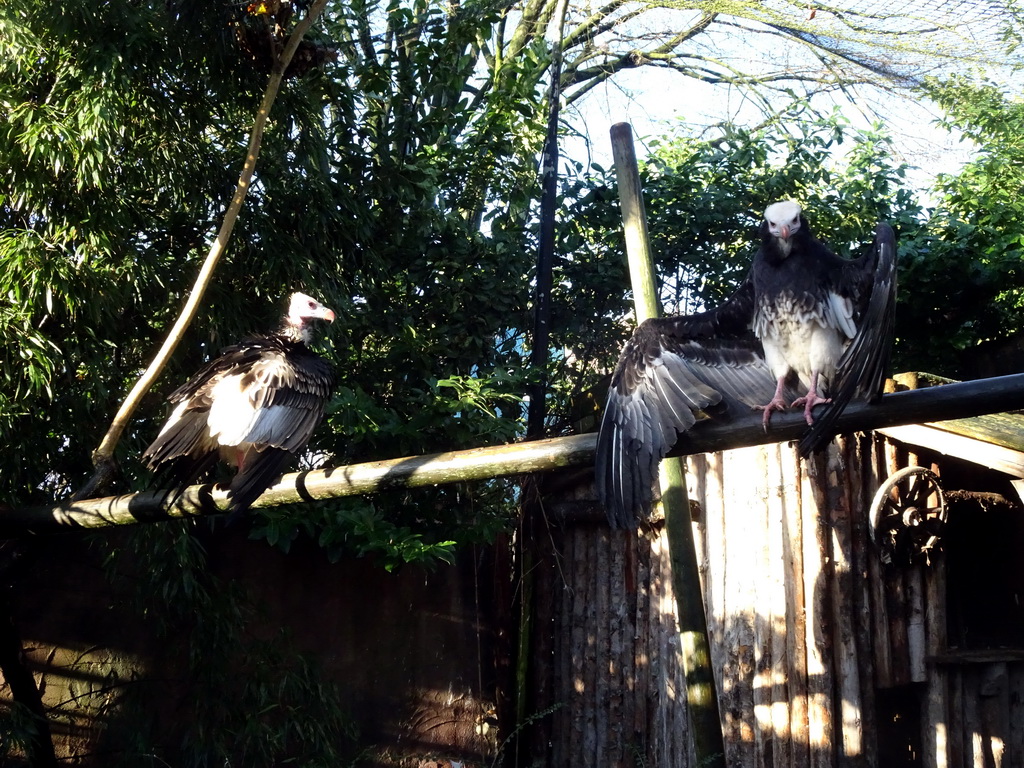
top-left (143, 292), bottom-right (336, 515)
top-left (596, 201), bottom-right (897, 529)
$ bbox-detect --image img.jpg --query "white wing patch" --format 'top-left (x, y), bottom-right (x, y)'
top-left (157, 400), bottom-right (192, 438)
top-left (204, 353), bottom-right (321, 451)
top-left (245, 404), bottom-right (309, 446)
top-left (206, 373), bottom-right (261, 446)
top-left (824, 291), bottom-right (856, 340)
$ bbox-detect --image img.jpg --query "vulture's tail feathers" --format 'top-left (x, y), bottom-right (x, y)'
top-left (147, 452), bottom-right (220, 511)
top-left (227, 447), bottom-right (293, 518)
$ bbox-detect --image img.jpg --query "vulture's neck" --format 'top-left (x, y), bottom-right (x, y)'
top-left (280, 320), bottom-right (314, 345)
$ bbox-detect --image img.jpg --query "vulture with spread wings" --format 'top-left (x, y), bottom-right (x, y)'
top-left (595, 201), bottom-right (897, 529)
top-left (144, 292), bottom-right (336, 516)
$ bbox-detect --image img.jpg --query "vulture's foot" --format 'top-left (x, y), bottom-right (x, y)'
top-left (791, 392), bottom-right (832, 425)
top-left (755, 397), bottom-right (790, 430)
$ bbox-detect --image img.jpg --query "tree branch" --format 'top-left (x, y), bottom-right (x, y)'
top-left (561, 0), bottom-right (637, 51)
top-left (75, 0), bottom-right (331, 501)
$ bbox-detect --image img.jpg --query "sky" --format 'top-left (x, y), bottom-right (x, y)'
top-left (549, 0), bottom-right (1024, 199)
top-left (561, 64), bottom-right (979, 198)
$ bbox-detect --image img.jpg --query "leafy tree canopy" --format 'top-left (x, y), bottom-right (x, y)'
top-left (892, 76), bottom-right (1024, 373)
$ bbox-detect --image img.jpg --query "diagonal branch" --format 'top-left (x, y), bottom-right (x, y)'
top-left (75, 0), bottom-right (331, 501)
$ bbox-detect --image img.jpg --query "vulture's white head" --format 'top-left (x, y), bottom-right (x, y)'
top-left (286, 292), bottom-right (335, 343)
top-left (764, 200), bottom-right (803, 255)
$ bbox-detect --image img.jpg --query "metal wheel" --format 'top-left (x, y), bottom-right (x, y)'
top-left (869, 466), bottom-right (947, 565)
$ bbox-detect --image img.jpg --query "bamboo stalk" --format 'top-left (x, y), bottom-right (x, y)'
top-left (745, 444), bottom-right (770, 768)
top-left (908, 567), bottom-right (927, 683)
top-left (722, 447), bottom-right (755, 766)
top-left (849, 433), bottom-right (879, 767)
top-left (867, 435), bottom-right (893, 690)
top-left (883, 439), bottom-right (911, 686)
top-left (633, 534), bottom-right (650, 756)
top-left (9, 434), bottom-right (594, 534)
top-left (765, 443), bottom-right (792, 768)
top-left (922, 579), bottom-right (949, 768)
top-left (607, 529), bottom-right (627, 762)
top-left (827, 437), bottom-right (864, 760)
top-left (555, 528), bottom-right (574, 767)
top-left (801, 452), bottom-right (834, 768)
top-left (782, 445), bottom-right (811, 768)
top-left (581, 530), bottom-right (598, 763)
top-left (593, 526), bottom-right (609, 762)
top-left (610, 121), bottom-right (725, 768)
top-left (703, 452), bottom-right (729, 759)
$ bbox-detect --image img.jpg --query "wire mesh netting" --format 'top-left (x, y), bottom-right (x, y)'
top-left (763, 0), bottom-right (1023, 82)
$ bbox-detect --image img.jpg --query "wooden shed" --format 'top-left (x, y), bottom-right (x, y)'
top-left (525, 385), bottom-right (1024, 767)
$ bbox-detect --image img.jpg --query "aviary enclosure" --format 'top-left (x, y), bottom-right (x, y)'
top-left (4, 127), bottom-right (1024, 766)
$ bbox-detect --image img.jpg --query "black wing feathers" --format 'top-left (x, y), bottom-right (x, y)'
top-left (595, 279), bottom-right (782, 529)
top-left (798, 222), bottom-right (897, 455)
top-left (143, 333), bottom-right (334, 513)
top-left (228, 447), bottom-right (294, 513)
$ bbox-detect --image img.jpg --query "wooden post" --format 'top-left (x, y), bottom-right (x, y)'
top-left (609, 122), bottom-right (725, 767)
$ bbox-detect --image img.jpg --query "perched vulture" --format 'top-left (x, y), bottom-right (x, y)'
top-left (143, 292), bottom-right (336, 515)
top-left (596, 201), bottom-right (897, 529)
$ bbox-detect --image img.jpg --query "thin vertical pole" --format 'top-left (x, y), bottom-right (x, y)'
top-left (609, 122), bottom-right (726, 768)
top-left (527, 0), bottom-right (571, 439)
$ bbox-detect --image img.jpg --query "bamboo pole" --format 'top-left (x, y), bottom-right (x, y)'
top-left (801, 453), bottom-right (834, 768)
top-left (849, 434), bottom-right (880, 766)
top-left (782, 443), bottom-right (811, 768)
top-left (7, 434), bottom-right (595, 535)
top-left (609, 122), bottom-right (726, 768)
top-left (826, 439), bottom-right (864, 760)
top-left (10, 372), bottom-right (1024, 535)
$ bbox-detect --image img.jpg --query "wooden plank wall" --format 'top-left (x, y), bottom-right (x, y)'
top-left (930, 661), bottom-right (1024, 768)
top-left (695, 443), bottom-right (813, 766)
top-left (538, 432), bottom-right (1023, 767)
top-left (533, 520), bottom-right (696, 767)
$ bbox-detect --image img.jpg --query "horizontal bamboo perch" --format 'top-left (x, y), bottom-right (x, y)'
top-left (7, 373), bottom-right (1024, 535)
